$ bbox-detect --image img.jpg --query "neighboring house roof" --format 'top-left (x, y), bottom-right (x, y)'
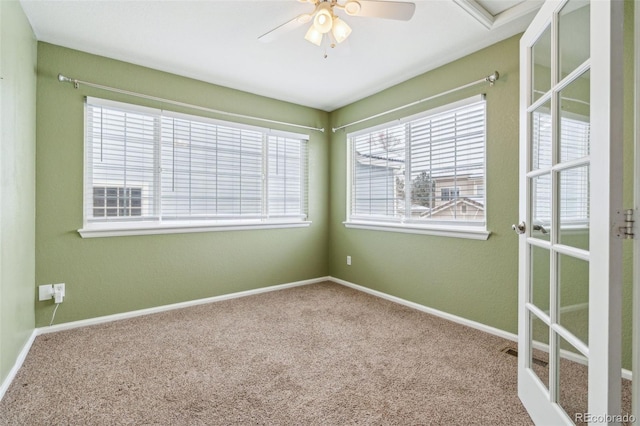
top-left (422, 197), bottom-right (484, 217)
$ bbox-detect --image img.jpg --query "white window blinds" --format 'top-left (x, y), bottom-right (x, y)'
top-left (267, 135), bottom-right (307, 219)
top-left (86, 102), bottom-right (159, 221)
top-left (160, 118), bottom-right (264, 220)
top-left (84, 98), bottom-right (308, 228)
top-left (349, 96), bottom-right (486, 227)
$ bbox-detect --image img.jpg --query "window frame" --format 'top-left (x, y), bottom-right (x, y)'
top-left (80, 97), bottom-right (310, 238)
top-left (531, 107), bottom-right (590, 235)
top-left (344, 95), bottom-right (491, 240)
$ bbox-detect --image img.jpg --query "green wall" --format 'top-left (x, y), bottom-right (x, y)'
top-left (328, 29), bottom-right (635, 370)
top-left (329, 35), bottom-right (522, 334)
top-left (34, 43), bottom-right (330, 327)
top-left (621, 0), bottom-right (635, 375)
top-left (0, 1), bottom-right (37, 385)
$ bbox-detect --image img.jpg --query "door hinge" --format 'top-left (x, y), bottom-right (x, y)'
top-left (616, 209), bottom-right (635, 239)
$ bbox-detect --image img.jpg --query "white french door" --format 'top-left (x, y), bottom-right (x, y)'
top-left (517, 0), bottom-right (624, 424)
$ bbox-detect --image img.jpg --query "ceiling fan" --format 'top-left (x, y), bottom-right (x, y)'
top-left (258, 0), bottom-right (416, 49)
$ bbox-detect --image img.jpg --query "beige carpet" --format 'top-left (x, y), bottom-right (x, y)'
top-left (0, 282), bottom-right (631, 425)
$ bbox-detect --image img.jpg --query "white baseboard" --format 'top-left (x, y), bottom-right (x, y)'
top-left (0, 329), bottom-right (37, 401)
top-left (1, 275), bottom-right (632, 403)
top-left (38, 276), bottom-right (330, 335)
top-left (330, 276), bottom-right (519, 342)
top-left (329, 277), bottom-right (633, 381)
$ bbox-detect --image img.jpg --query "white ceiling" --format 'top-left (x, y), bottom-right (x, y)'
top-left (20, 0), bottom-right (543, 112)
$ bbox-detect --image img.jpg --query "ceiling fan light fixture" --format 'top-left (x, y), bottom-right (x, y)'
top-left (304, 25), bottom-right (323, 46)
top-left (313, 6), bottom-right (333, 33)
top-left (331, 17), bottom-right (352, 43)
top-left (259, 0), bottom-right (417, 50)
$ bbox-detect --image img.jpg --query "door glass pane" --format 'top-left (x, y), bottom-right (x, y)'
top-left (559, 70), bottom-right (590, 163)
top-left (531, 174), bottom-right (551, 240)
top-left (529, 310), bottom-right (550, 390)
top-left (558, 254), bottom-right (589, 345)
top-left (532, 25), bottom-right (552, 103)
top-left (531, 101), bottom-right (552, 170)
top-left (558, 335), bottom-right (588, 422)
top-left (531, 245), bottom-right (550, 311)
top-left (559, 0), bottom-right (590, 81)
top-left (559, 166), bottom-right (589, 250)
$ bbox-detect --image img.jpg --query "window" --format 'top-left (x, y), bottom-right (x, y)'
top-left (531, 110), bottom-right (590, 229)
top-left (346, 96), bottom-right (488, 239)
top-left (440, 187), bottom-right (460, 202)
top-left (81, 97), bottom-right (309, 237)
top-left (93, 186), bottom-right (142, 217)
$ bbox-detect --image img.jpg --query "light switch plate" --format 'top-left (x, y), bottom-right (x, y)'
top-left (39, 284), bottom-right (54, 301)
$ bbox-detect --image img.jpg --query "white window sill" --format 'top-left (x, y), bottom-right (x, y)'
top-left (79, 220), bottom-right (312, 238)
top-left (343, 221), bottom-right (491, 240)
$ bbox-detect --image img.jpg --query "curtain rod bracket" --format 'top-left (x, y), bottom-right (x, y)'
top-left (486, 71), bottom-right (499, 87)
top-left (58, 74), bottom-right (79, 89)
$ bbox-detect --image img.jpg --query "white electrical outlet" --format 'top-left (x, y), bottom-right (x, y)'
top-left (347, 256), bottom-right (351, 266)
top-left (53, 283), bottom-right (65, 303)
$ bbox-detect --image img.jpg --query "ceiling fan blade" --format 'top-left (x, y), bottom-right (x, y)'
top-left (258, 14), bottom-right (310, 43)
top-left (351, 0), bottom-right (416, 21)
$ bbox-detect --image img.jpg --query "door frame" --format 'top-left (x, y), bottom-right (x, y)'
top-left (588, 0), bottom-right (624, 417)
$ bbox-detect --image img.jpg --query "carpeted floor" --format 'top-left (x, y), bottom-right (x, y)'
top-left (0, 282), bottom-right (631, 425)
